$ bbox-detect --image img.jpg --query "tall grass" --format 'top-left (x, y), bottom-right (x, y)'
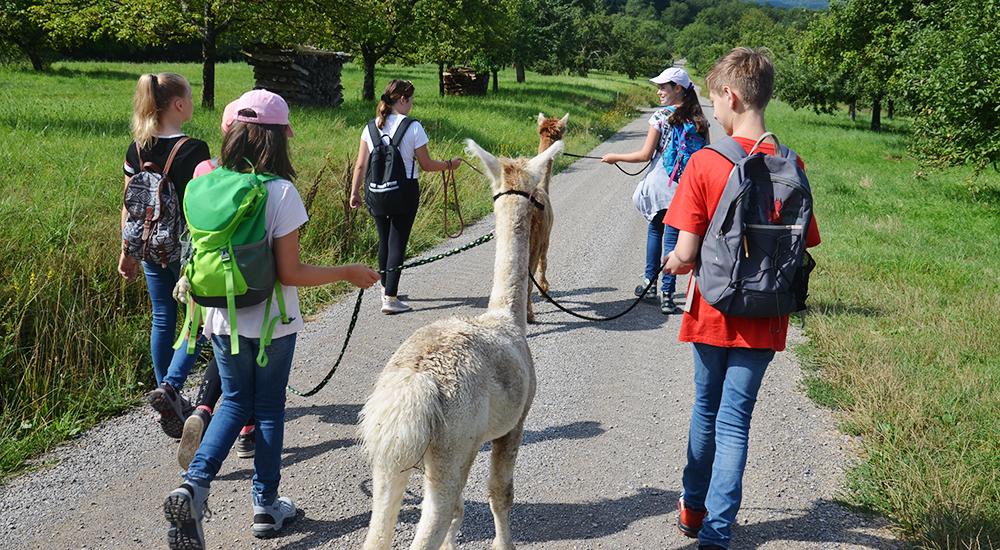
top-left (768, 102), bottom-right (1000, 548)
top-left (0, 60), bottom-right (647, 479)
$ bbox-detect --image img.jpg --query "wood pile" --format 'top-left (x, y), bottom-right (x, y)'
top-left (443, 66), bottom-right (489, 96)
top-left (243, 46), bottom-right (351, 106)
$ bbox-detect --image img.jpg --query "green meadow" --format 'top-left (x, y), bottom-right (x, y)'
top-left (0, 60), bottom-right (646, 479)
top-left (768, 102), bottom-right (1000, 548)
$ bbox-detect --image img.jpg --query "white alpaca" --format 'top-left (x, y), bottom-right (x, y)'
top-left (359, 139), bottom-right (564, 550)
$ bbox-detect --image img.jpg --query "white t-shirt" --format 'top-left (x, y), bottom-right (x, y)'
top-left (203, 178), bottom-right (308, 340)
top-left (360, 114), bottom-right (429, 179)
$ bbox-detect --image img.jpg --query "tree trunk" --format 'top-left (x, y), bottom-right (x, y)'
top-left (438, 62), bottom-right (445, 97)
top-left (492, 69), bottom-right (499, 94)
top-left (201, 5), bottom-right (217, 109)
top-left (21, 42), bottom-right (47, 71)
top-left (362, 54), bottom-right (377, 101)
top-left (887, 99), bottom-right (895, 120)
top-left (515, 61), bottom-right (525, 83)
top-left (849, 98), bottom-right (857, 121)
top-left (871, 95), bottom-right (882, 132)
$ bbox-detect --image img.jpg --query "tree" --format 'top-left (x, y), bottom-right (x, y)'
top-left (315, 0), bottom-right (419, 101)
top-left (0, 1), bottom-right (53, 70)
top-left (899, 0), bottom-right (1000, 169)
top-left (37, 0), bottom-right (313, 108)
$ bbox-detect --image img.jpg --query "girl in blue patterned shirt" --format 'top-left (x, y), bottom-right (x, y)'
top-left (602, 66), bottom-right (709, 314)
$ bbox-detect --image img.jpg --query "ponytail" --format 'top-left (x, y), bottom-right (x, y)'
top-left (670, 85), bottom-right (710, 140)
top-left (375, 79), bottom-right (415, 129)
top-left (131, 72), bottom-right (191, 149)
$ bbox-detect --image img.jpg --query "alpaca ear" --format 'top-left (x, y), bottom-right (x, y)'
top-left (558, 113), bottom-right (569, 128)
top-left (464, 139), bottom-right (502, 183)
top-left (526, 139), bottom-right (564, 177)
top-left (537, 112), bottom-right (546, 126)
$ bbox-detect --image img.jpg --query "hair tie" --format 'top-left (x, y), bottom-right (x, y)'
top-left (380, 93), bottom-right (392, 104)
top-left (150, 74), bottom-right (158, 87)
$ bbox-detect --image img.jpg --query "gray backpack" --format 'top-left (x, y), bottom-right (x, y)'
top-left (695, 133), bottom-right (814, 317)
top-left (121, 138), bottom-right (188, 267)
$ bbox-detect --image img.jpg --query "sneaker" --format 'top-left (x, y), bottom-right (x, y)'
top-left (164, 482), bottom-right (210, 550)
top-left (660, 295), bottom-right (680, 315)
top-left (634, 277), bottom-right (655, 298)
top-left (178, 407), bottom-right (211, 470)
top-left (678, 497), bottom-right (706, 538)
top-left (252, 496), bottom-right (298, 538)
top-left (147, 382), bottom-right (192, 439)
top-left (381, 295), bottom-right (412, 314)
top-left (236, 426), bottom-right (255, 459)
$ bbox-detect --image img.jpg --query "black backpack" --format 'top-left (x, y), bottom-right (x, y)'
top-left (364, 117), bottom-right (418, 216)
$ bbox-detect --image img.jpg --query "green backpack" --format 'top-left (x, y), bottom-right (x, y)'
top-left (173, 167), bottom-right (290, 366)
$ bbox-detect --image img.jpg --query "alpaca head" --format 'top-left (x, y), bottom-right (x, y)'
top-left (465, 139), bottom-right (564, 200)
top-left (537, 112), bottom-right (569, 144)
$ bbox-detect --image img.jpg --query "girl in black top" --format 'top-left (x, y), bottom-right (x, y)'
top-left (119, 72), bottom-right (210, 439)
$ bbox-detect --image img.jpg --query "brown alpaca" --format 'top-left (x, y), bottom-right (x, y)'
top-left (527, 112), bottom-right (567, 323)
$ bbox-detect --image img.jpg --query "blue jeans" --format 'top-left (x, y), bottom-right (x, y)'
top-left (185, 333), bottom-right (297, 506)
top-left (142, 261), bottom-right (198, 387)
top-left (682, 343), bottom-right (775, 549)
top-left (644, 209), bottom-right (679, 296)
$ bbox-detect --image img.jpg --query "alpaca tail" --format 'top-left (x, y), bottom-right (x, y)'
top-left (358, 367), bottom-right (442, 472)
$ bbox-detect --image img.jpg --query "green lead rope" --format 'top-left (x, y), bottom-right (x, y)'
top-left (221, 246), bottom-right (239, 355)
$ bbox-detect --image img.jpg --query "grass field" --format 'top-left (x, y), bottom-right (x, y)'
top-left (767, 102), bottom-right (1000, 548)
top-left (0, 60), bottom-right (646, 480)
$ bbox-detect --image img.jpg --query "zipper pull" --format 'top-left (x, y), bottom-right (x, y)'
top-left (742, 235), bottom-right (750, 258)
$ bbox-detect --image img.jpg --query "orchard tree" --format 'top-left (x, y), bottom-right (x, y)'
top-left (1, 1), bottom-right (54, 70)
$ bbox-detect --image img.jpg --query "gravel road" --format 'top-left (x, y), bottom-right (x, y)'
top-left (0, 103), bottom-right (901, 550)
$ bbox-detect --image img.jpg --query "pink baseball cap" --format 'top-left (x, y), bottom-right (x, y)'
top-left (233, 89), bottom-right (294, 136)
top-left (221, 99), bottom-right (239, 134)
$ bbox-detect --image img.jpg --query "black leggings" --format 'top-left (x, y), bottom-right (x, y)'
top-left (373, 211), bottom-right (417, 297)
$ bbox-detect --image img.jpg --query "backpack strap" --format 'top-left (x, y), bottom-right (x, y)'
top-left (391, 117), bottom-right (418, 178)
top-left (367, 119), bottom-right (384, 146)
top-left (134, 142), bottom-right (144, 170)
top-left (747, 132), bottom-right (780, 156)
top-left (705, 135), bottom-right (748, 165)
top-left (256, 281), bottom-right (291, 367)
top-left (161, 136), bottom-right (190, 176)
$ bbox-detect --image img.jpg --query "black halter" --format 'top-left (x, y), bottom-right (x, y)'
top-left (492, 189), bottom-right (545, 211)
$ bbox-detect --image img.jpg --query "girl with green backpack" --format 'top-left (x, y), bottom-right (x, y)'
top-left (162, 90), bottom-right (379, 549)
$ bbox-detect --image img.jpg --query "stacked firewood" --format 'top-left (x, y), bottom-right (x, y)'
top-left (443, 67), bottom-right (489, 96)
top-left (243, 46), bottom-right (351, 106)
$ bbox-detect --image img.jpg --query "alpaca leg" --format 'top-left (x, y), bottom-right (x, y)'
top-left (363, 466), bottom-right (411, 550)
top-left (536, 239), bottom-right (550, 293)
top-left (439, 496), bottom-right (464, 550)
top-left (488, 422), bottom-right (525, 550)
top-left (410, 450), bottom-right (475, 550)
top-left (527, 242), bottom-right (541, 324)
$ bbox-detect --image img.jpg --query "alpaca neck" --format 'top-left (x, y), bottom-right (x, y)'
top-left (487, 198), bottom-right (531, 331)
top-left (537, 137), bottom-right (555, 192)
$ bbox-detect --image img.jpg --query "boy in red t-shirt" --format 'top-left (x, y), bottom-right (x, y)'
top-left (663, 47), bottom-right (821, 550)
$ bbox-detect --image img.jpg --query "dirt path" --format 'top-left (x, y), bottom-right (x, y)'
top-left (0, 105), bottom-right (900, 549)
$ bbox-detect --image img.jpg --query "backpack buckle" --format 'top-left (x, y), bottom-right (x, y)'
top-left (220, 249), bottom-right (231, 262)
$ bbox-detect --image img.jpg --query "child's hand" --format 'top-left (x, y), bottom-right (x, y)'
top-left (342, 264), bottom-right (380, 289)
top-left (600, 153), bottom-right (617, 164)
top-left (450, 157), bottom-right (463, 169)
top-left (173, 275), bottom-right (191, 303)
top-left (663, 251), bottom-right (694, 275)
top-left (118, 252), bottom-right (138, 280)
top-left (349, 190), bottom-right (362, 209)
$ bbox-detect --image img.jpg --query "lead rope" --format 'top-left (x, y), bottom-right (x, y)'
top-left (562, 152), bottom-right (650, 176)
top-left (441, 166), bottom-right (464, 238)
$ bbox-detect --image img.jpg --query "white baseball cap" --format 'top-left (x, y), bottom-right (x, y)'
top-left (650, 67), bottom-right (693, 89)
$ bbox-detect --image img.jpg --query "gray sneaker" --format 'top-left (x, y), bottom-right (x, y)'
top-left (147, 383), bottom-right (192, 439)
top-left (236, 427), bottom-right (255, 459)
top-left (252, 496), bottom-right (298, 538)
top-left (661, 294), bottom-right (680, 315)
top-left (164, 482), bottom-right (210, 550)
top-left (634, 277), bottom-right (656, 299)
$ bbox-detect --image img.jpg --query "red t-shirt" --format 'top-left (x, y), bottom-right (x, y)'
top-left (665, 137), bottom-right (821, 351)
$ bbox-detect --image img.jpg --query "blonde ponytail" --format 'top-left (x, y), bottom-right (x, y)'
top-left (375, 79), bottom-right (415, 129)
top-left (130, 72), bottom-right (192, 149)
